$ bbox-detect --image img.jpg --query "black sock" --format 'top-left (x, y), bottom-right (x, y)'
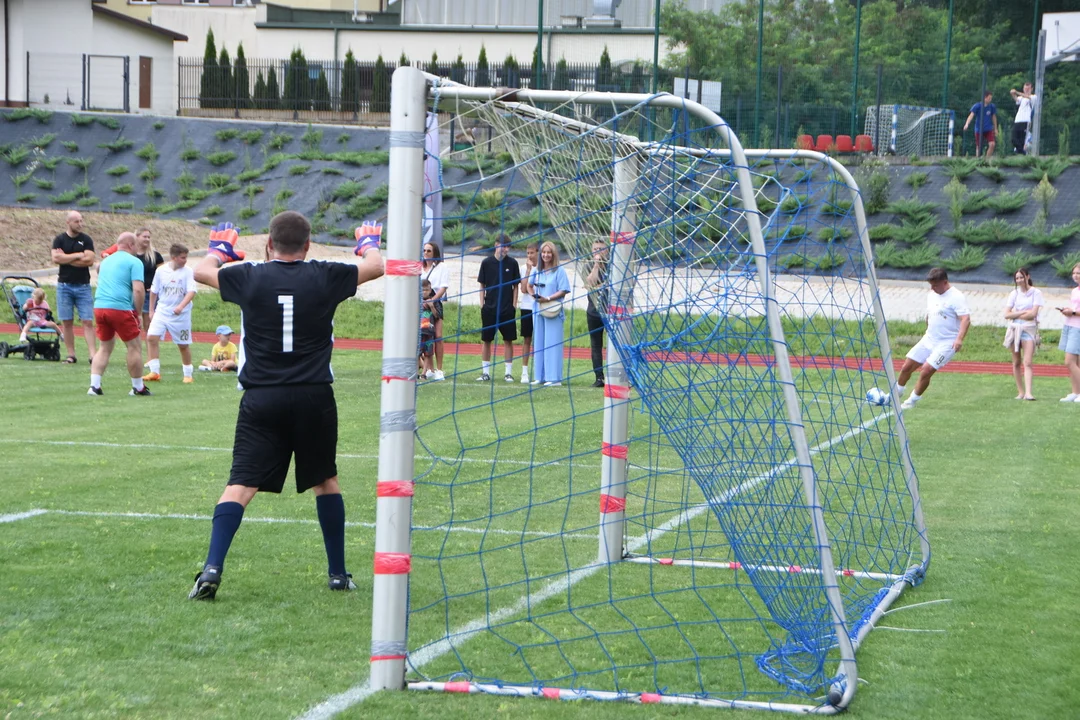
top-left (205, 501), bottom-right (245, 569)
top-left (316, 493), bottom-right (347, 576)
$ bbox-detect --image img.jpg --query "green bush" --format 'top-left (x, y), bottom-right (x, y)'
top-left (70, 114), bottom-right (94, 127)
top-left (939, 158), bottom-right (977, 180)
top-left (1001, 249), bottom-right (1051, 276)
top-left (884, 197), bottom-right (937, 222)
top-left (111, 183), bottom-right (134, 195)
top-left (985, 188), bottom-right (1028, 213)
top-left (940, 244), bottom-right (987, 272)
top-left (240, 130), bottom-right (264, 145)
top-left (215, 129), bottom-right (240, 142)
top-left (1050, 252), bottom-right (1080, 278)
top-left (975, 166), bottom-right (1006, 183)
top-left (905, 171), bottom-right (930, 189)
top-left (139, 166), bottom-right (160, 182)
top-left (76, 196), bottom-right (99, 207)
top-left (16, 192), bottom-right (36, 203)
top-left (288, 164), bottom-right (311, 176)
top-left (134, 142), bottom-right (159, 162)
top-left (27, 133), bottom-right (56, 150)
top-left (203, 172), bottom-right (232, 189)
top-left (110, 201), bottom-right (135, 211)
top-left (61, 141), bottom-right (78, 152)
top-left (267, 132), bottom-right (292, 150)
top-left (179, 146), bottom-right (201, 162)
top-left (331, 180), bottom-right (366, 201)
top-left (97, 138), bottom-right (134, 153)
top-left (204, 204), bottom-right (225, 216)
top-left (874, 240), bottom-right (940, 269)
top-left (95, 117), bottom-right (120, 130)
top-left (104, 165), bottom-right (130, 176)
top-left (31, 177), bottom-right (54, 190)
top-left (206, 151), bottom-right (237, 167)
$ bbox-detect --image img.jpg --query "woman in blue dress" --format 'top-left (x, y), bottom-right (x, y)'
top-left (527, 241), bottom-right (571, 386)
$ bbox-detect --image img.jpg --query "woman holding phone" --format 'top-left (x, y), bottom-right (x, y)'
top-left (1057, 263), bottom-right (1080, 402)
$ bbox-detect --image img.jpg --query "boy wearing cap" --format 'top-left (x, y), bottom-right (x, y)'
top-left (199, 325), bottom-right (238, 372)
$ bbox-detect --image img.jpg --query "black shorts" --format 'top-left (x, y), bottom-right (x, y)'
top-left (519, 309), bottom-right (533, 339)
top-left (481, 306), bottom-right (518, 342)
top-left (229, 384), bottom-right (339, 494)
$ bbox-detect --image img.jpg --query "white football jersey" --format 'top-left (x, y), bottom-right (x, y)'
top-left (924, 287), bottom-right (969, 343)
top-left (151, 264), bottom-right (195, 317)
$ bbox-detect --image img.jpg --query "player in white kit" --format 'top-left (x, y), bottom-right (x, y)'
top-left (144, 243), bottom-right (197, 383)
top-left (895, 267), bottom-right (971, 410)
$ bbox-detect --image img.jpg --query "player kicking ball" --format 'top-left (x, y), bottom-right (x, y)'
top-left (895, 267), bottom-right (970, 410)
top-left (143, 243), bottom-right (196, 384)
top-left (187, 213), bottom-right (383, 600)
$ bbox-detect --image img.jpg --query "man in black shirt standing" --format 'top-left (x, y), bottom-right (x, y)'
top-left (187, 211), bottom-right (384, 600)
top-left (51, 210), bottom-right (97, 363)
top-left (476, 236), bottom-right (521, 382)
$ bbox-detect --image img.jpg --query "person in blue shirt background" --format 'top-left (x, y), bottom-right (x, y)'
top-left (963, 91), bottom-right (998, 159)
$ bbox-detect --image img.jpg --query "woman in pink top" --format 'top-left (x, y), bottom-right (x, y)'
top-left (1057, 263), bottom-right (1080, 402)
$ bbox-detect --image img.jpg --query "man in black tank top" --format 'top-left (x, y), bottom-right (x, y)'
top-left (187, 211), bottom-right (384, 600)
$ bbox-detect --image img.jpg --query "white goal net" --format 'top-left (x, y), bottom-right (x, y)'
top-left (864, 104), bottom-right (955, 157)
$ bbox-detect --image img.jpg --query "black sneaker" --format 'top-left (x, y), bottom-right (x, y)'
top-left (129, 387), bottom-right (153, 396)
top-left (188, 565), bottom-right (222, 600)
top-left (87, 386), bottom-right (103, 396)
top-left (328, 573), bottom-right (356, 591)
top-left (591, 378), bottom-right (605, 388)
top-left (476, 373), bottom-right (491, 382)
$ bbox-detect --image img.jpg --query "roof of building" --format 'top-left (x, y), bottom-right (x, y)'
top-left (91, 5), bottom-right (189, 42)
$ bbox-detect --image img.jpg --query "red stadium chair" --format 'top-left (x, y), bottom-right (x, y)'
top-left (796, 134), bottom-right (814, 151)
top-left (814, 134), bottom-right (834, 153)
top-left (835, 135), bottom-right (855, 153)
top-left (855, 134), bottom-right (875, 153)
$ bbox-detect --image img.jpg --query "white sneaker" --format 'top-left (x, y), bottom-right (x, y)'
top-left (476, 373), bottom-right (491, 382)
top-left (432, 370), bottom-right (445, 381)
top-left (543, 381), bottom-right (563, 387)
top-left (900, 399), bottom-right (916, 410)
top-left (1075, 395), bottom-right (1080, 404)
top-left (1061, 393), bottom-right (1078, 402)
top-left (424, 369), bottom-right (434, 379)
top-left (520, 373), bottom-right (530, 384)
top-left (504, 373), bottom-right (514, 382)
top-left (197, 366), bottom-right (213, 372)
top-left (19, 334), bottom-right (27, 343)
top-left (530, 379), bottom-right (543, 386)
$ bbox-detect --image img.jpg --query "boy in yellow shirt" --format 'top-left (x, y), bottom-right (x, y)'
top-left (198, 325), bottom-right (238, 372)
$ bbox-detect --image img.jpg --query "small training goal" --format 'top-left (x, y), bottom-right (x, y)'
top-left (371, 66), bottom-right (930, 714)
top-left (864, 103), bottom-right (955, 157)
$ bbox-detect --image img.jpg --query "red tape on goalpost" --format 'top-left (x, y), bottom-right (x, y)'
top-left (373, 552), bottom-right (412, 574)
top-left (385, 259), bottom-right (423, 276)
top-left (376, 481), bottom-right (415, 497)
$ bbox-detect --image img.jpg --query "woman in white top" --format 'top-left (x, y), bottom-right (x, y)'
top-left (422, 242), bottom-right (450, 381)
top-left (1003, 267), bottom-right (1043, 400)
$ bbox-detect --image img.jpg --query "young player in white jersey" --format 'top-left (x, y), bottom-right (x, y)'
top-left (895, 267), bottom-right (970, 410)
top-left (144, 243), bottom-right (197, 383)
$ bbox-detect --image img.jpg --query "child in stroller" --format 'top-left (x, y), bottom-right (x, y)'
top-left (20, 287), bottom-right (64, 343)
top-left (1, 276), bottom-right (63, 361)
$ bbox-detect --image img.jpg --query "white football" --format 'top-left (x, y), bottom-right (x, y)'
top-left (865, 387), bottom-right (890, 406)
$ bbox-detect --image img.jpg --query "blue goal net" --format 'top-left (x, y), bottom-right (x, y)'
top-left (374, 74), bottom-right (930, 713)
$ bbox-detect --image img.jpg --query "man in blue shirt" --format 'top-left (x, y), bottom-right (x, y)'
top-left (89, 232), bottom-right (150, 396)
top-left (963, 91), bottom-right (998, 159)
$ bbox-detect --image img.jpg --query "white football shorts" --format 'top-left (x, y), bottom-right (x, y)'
top-left (147, 311), bottom-right (193, 345)
top-left (906, 337), bottom-right (956, 370)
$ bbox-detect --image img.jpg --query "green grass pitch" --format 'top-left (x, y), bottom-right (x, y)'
top-left (1, 339), bottom-right (1078, 719)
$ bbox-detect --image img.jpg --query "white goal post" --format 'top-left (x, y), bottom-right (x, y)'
top-left (371, 66), bottom-right (930, 714)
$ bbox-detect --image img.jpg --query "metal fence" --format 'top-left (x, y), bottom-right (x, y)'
top-left (26, 52), bottom-right (129, 112)
top-left (178, 54), bottom-right (1077, 156)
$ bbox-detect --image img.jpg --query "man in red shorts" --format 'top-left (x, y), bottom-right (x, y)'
top-left (88, 232), bottom-right (151, 396)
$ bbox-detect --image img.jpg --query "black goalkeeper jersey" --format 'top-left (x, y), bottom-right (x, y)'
top-left (218, 260), bottom-right (358, 389)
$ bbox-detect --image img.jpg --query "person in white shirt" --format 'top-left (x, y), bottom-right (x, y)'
top-left (1003, 267), bottom-right (1043, 401)
top-left (895, 268), bottom-right (971, 410)
top-left (143, 243), bottom-right (197, 383)
top-left (1009, 82), bottom-right (1036, 155)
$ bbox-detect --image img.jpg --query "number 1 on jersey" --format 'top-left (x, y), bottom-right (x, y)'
top-left (278, 295), bottom-right (294, 352)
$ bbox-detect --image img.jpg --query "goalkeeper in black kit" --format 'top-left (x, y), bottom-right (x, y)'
top-left (187, 211), bottom-right (384, 600)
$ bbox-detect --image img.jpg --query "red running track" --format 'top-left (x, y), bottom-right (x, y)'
top-left (1, 323), bottom-right (1067, 377)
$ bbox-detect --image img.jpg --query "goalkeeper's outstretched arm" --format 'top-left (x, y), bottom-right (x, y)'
top-left (195, 222), bottom-right (247, 289)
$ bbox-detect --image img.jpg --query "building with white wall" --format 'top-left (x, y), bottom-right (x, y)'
top-left (0, 0), bottom-right (186, 115)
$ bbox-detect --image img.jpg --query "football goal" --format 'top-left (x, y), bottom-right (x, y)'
top-left (372, 66), bottom-right (930, 713)
top-left (864, 104), bottom-right (955, 157)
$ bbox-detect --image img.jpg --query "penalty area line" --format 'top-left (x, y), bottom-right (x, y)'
top-left (295, 411), bottom-right (893, 720)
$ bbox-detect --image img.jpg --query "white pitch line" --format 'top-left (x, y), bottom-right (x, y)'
top-left (3, 509), bottom-right (595, 541)
top-left (0, 509), bottom-right (48, 523)
top-left (296, 411), bottom-right (893, 720)
top-left (0, 438), bottom-right (603, 471)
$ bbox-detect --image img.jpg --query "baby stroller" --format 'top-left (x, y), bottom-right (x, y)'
top-left (0, 276), bottom-right (63, 361)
